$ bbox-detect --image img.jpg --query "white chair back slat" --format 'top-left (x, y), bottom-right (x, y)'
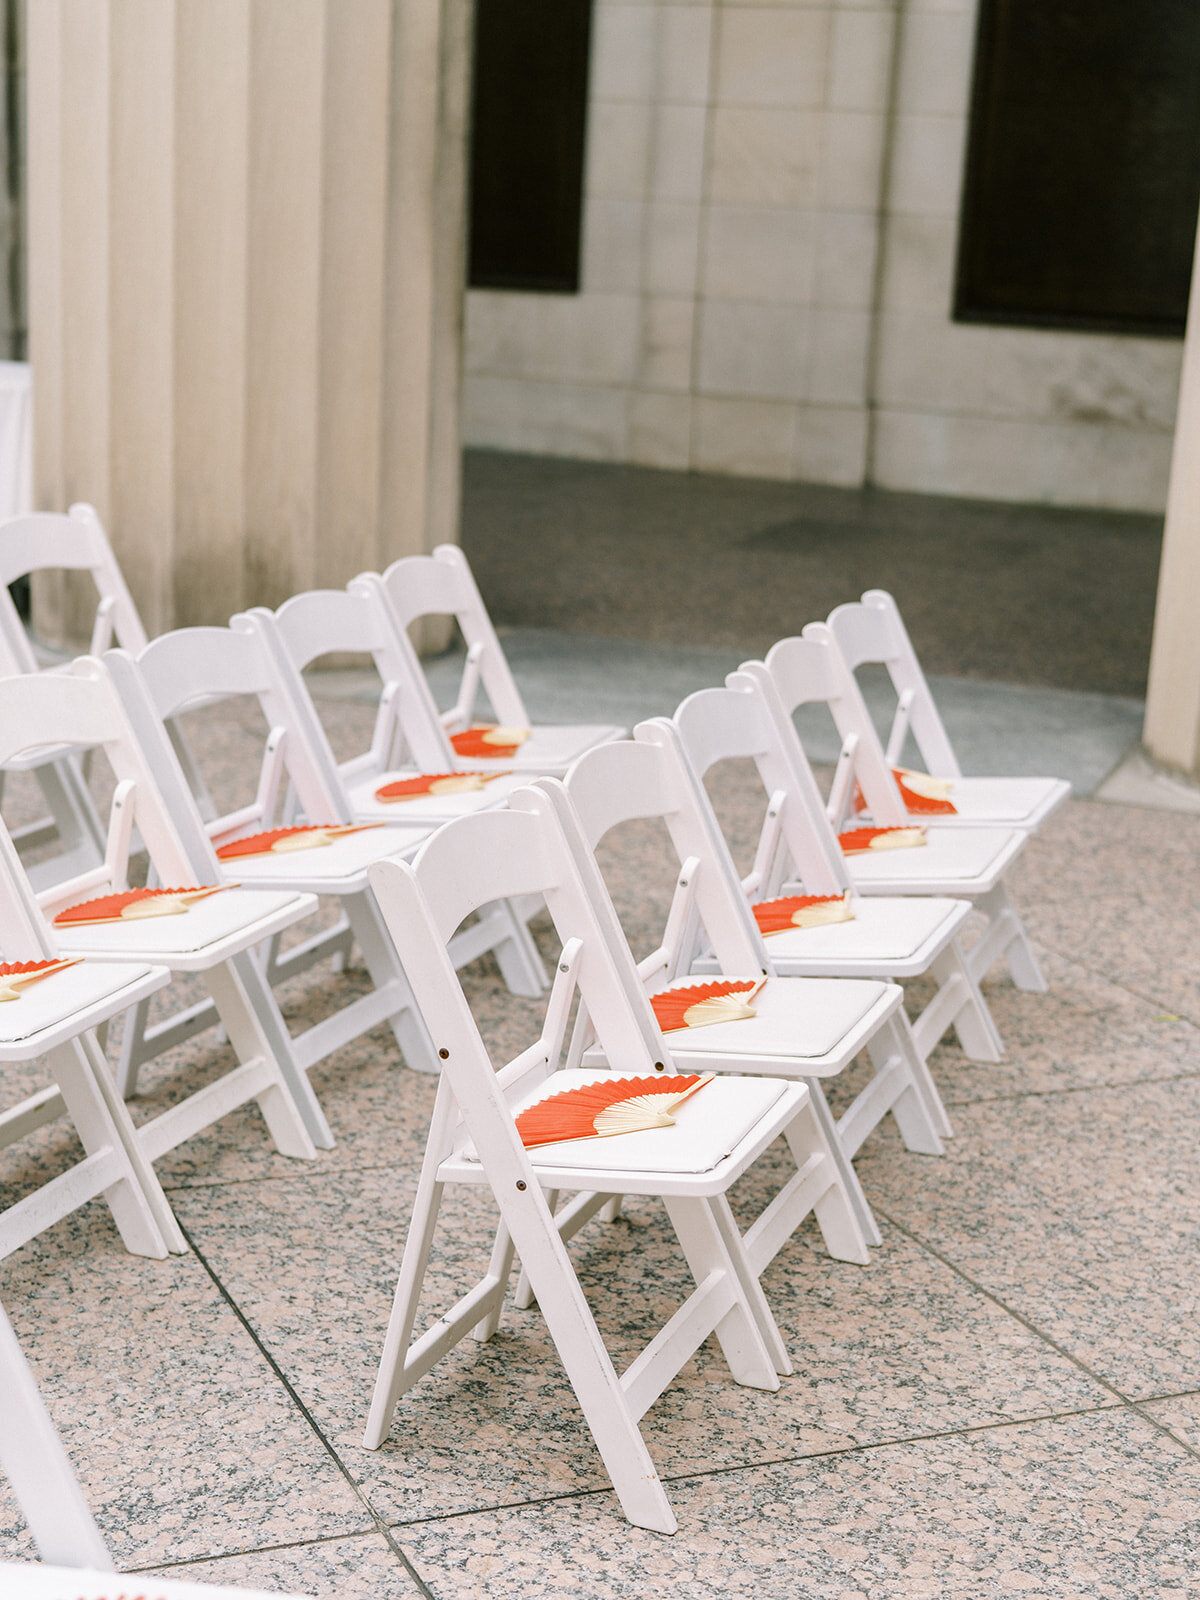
top-left (377, 544), bottom-right (530, 729)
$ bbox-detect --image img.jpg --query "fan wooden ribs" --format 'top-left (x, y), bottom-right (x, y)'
top-left (838, 824), bottom-right (926, 855)
top-left (515, 1073), bottom-right (715, 1148)
top-left (753, 892), bottom-right (854, 936)
top-left (374, 772), bottom-right (494, 802)
top-left (650, 980), bottom-right (762, 1031)
top-left (450, 725), bottom-right (531, 759)
top-left (0, 957), bottom-right (82, 1001)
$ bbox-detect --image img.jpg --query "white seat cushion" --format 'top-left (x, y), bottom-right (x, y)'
top-left (463, 1068), bottom-right (790, 1176)
top-left (0, 961), bottom-right (165, 1047)
top-left (764, 895), bottom-right (967, 966)
top-left (845, 825), bottom-right (1024, 893)
top-left (55, 886), bottom-right (312, 960)
top-left (905, 775), bottom-right (1070, 829)
top-left (215, 823), bottom-right (431, 889)
top-left (344, 767), bottom-right (527, 823)
top-left (647, 975), bottom-right (891, 1062)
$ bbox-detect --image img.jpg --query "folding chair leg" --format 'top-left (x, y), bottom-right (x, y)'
top-left (74, 1030), bottom-right (188, 1254)
top-left (978, 883), bottom-right (1047, 993)
top-left (882, 1012), bottom-right (953, 1142)
top-left (513, 1189), bottom-right (558, 1309)
top-left (346, 893), bottom-right (439, 1073)
top-left (783, 1096), bottom-right (873, 1266)
top-left (805, 1079), bottom-right (882, 1249)
top-left (660, 1196), bottom-right (780, 1392)
top-left (208, 955), bottom-right (332, 1153)
top-left (863, 1019), bottom-right (945, 1156)
top-left (492, 897), bottom-right (549, 998)
top-left (704, 1193), bottom-right (793, 1376)
top-left (0, 1038), bottom-right (174, 1262)
top-left (471, 1221), bottom-right (517, 1341)
top-left (115, 993), bottom-right (153, 1099)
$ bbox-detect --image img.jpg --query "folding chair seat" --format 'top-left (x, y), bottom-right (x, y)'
top-left (658, 679), bottom-right (1005, 1068)
top-left (367, 543), bottom-right (624, 775)
top-left (0, 504), bottom-right (212, 888)
top-left (0, 659), bottom-right (331, 1168)
top-left (535, 741), bottom-right (948, 1247)
top-left (0, 816), bottom-right (180, 1260)
top-left (102, 620), bottom-right (468, 1084)
top-left (360, 791), bottom-right (869, 1533)
top-left (745, 638), bottom-right (1047, 993)
top-left (0, 1298), bottom-right (319, 1595)
top-left (825, 591), bottom-right (1070, 831)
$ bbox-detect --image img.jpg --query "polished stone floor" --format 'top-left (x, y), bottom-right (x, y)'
top-left (2, 677), bottom-right (1199, 1598)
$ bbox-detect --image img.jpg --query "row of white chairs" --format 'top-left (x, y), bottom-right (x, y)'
top-left (0, 508), bottom-right (1064, 1552)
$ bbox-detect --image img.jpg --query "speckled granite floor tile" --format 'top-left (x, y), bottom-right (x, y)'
top-left (393, 1409), bottom-right (1200, 1600)
top-left (168, 1167), bottom-right (1108, 1526)
top-left (0, 1211), bottom-right (367, 1568)
top-left (859, 1079), bottom-right (1200, 1396)
top-left (143, 1531), bottom-right (426, 1599)
top-left (1138, 1391), bottom-right (1200, 1453)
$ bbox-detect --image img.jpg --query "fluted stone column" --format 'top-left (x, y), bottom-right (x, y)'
top-left (1145, 208), bottom-right (1200, 779)
top-left (27, 0), bottom-right (469, 644)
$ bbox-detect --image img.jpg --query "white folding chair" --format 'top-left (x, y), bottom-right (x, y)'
top-left (0, 1298), bottom-right (319, 1596)
top-left (824, 592), bottom-right (1071, 831)
top-left (0, 503), bottom-right (213, 886)
top-left (103, 620), bottom-right (452, 1085)
top-left (0, 659), bottom-right (331, 1166)
top-left (748, 636), bottom-right (1047, 993)
top-left (0, 813), bottom-right (179, 1260)
top-left (538, 741), bottom-right (948, 1248)
top-left (659, 679), bottom-right (1005, 1067)
top-left (246, 593), bottom-right (546, 995)
top-left (368, 543), bottom-right (624, 774)
top-left (361, 791), bottom-right (868, 1533)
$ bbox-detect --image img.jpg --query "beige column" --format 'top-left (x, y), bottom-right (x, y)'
top-left (1144, 208), bottom-right (1200, 778)
top-left (27, 0), bottom-right (471, 644)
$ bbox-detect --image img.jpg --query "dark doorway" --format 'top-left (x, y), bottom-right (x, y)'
top-left (468, 0), bottom-right (594, 294)
top-left (955, 0), bottom-right (1200, 336)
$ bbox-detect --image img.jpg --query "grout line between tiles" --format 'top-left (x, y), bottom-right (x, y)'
top-left (876, 1207), bottom-right (1200, 1466)
top-left (123, 1524), bottom-right (379, 1577)
top-left (379, 1395), bottom-right (1135, 1532)
top-left (176, 1220), bottom-right (440, 1600)
top-left (1024, 937), bottom-right (1200, 1032)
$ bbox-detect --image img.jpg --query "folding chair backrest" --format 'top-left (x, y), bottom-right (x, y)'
top-left (556, 735), bottom-right (766, 977)
top-left (376, 544), bottom-right (529, 730)
top-left (267, 582), bottom-right (454, 773)
top-left (667, 679), bottom-right (848, 893)
top-left (108, 622), bottom-right (349, 852)
top-left (0, 504), bottom-right (148, 673)
top-left (762, 630), bottom-right (909, 827)
top-left (826, 590), bottom-right (961, 777)
top-left (0, 1299), bottom-right (113, 1569)
top-left (368, 794), bottom-right (671, 1158)
top-left (0, 814), bottom-right (58, 959)
top-left (0, 662), bottom-right (199, 925)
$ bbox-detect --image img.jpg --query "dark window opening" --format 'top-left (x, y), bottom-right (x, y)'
top-left (467, 0), bottom-right (594, 294)
top-left (955, 0), bottom-right (1200, 337)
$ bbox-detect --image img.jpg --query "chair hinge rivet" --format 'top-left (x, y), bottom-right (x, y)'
top-left (516, 1180), bottom-right (527, 1191)
top-left (438, 1048), bottom-right (449, 1059)
top-left (654, 1061), bottom-right (664, 1071)
top-left (559, 963), bottom-right (569, 973)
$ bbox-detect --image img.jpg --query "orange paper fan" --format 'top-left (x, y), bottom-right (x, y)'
top-left (515, 1073), bottom-right (715, 1148)
top-left (893, 767), bottom-right (956, 815)
top-left (215, 823), bottom-right (382, 860)
top-left (753, 891), bottom-right (854, 935)
top-left (54, 885), bottom-right (228, 926)
top-left (374, 772), bottom-right (493, 803)
top-left (650, 980), bottom-right (761, 1032)
top-left (450, 724), bottom-right (531, 759)
top-left (0, 956), bottom-right (82, 1002)
top-left (838, 825), bottom-right (927, 855)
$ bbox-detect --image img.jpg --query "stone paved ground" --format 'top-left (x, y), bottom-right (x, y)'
top-left (2, 681), bottom-right (1199, 1599)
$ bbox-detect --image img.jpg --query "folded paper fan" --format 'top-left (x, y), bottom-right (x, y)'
top-left (838, 825), bottom-right (926, 855)
top-left (54, 885), bottom-right (229, 926)
top-left (374, 772), bottom-right (493, 803)
top-left (450, 725), bottom-right (531, 759)
top-left (515, 1073), bottom-right (715, 1148)
top-left (215, 823), bottom-right (382, 860)
top-left (894, 767), bottom-right (957, 815)
top-left (0, 956), bottom-right (82, 1002)
top-left (754, 891), bottom-right (854, 935)
top-left (650, 979), bottom-right (762, 1032)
